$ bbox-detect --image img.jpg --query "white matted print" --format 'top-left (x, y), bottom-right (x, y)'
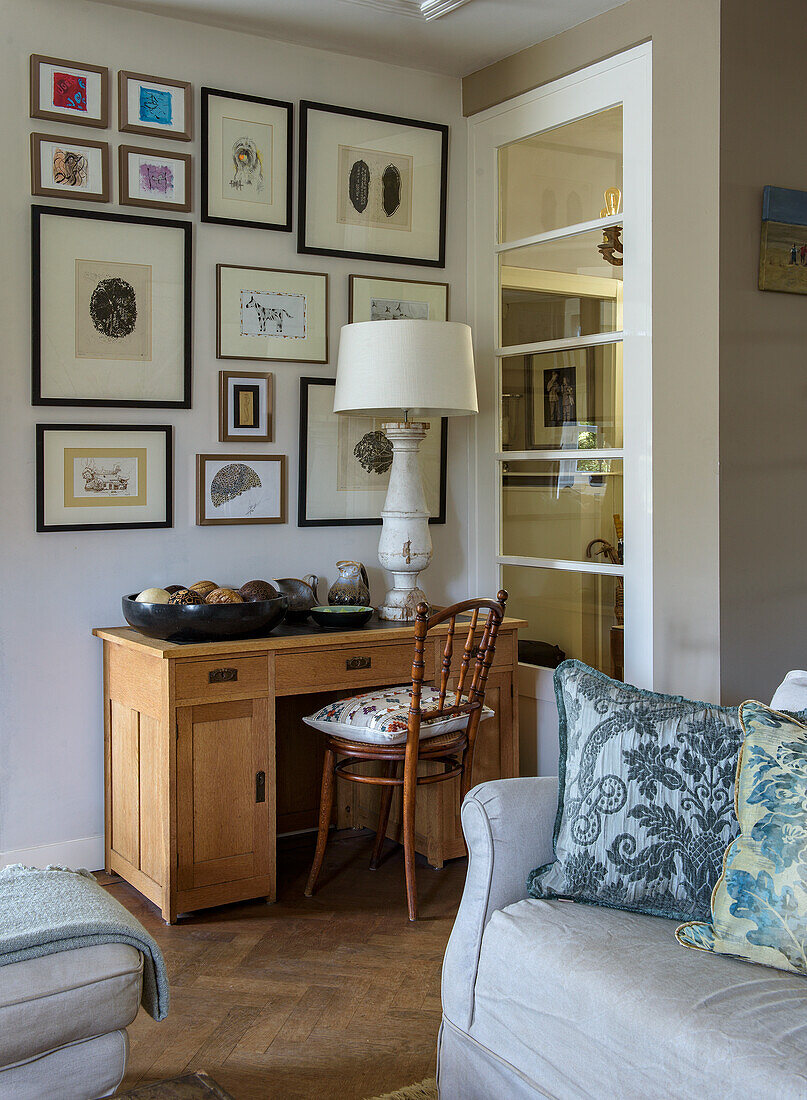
top-left (119, 71), bottom-right (192, 142)
top-left (217, 265), bottom-right (327, 363)
top-left (74, 258), bottom-right (152, 362)
top-left (119, 145), bottom-right (191, 212)
top-left (30, 55), bottom-right (108, 127)
top-left (197, 453), bottom-right (286, 525)
top-left (349, 274), bottom-right (448, 324)
top-left (31, 132), bottom-right (110, 202)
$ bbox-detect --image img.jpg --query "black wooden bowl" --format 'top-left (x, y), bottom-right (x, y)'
top-left (310, 605), bottom-right (374, 630)
top-left (122, 594), bottom-right (288, 643)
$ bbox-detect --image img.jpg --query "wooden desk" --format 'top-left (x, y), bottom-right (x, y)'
top-left (93, 615), bottom-right (523, 922)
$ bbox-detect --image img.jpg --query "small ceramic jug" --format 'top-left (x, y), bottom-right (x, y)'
top-left (273, 574), bottom-right (319, 621)
top-left (328, 561), bottom-right (370, 606)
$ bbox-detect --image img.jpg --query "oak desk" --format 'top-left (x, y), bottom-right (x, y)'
top-left (93, 615), bottom-right (523, 922)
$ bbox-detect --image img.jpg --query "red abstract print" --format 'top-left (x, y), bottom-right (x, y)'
top-left (53, 72), bottom-right (87, 112)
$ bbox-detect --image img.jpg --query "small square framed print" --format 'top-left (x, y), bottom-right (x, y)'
top-left (36, 424), bottom-right (172, 532)
top-left (196, 453), bottom-right (286, 525)
top-left (30, 132), bottom-right (110, 202)
top-left (30, 55), bottom-right (109, 128)
top-left (219, 371), bottom-right (273, 442)
top-left (348, 274), bottom-right (448, 322)
top-left (119, 71), bottom-right (192, 142)
top-left (216, 264), bottom-right (328, 363)
top-left (119, 145), bottom-right (192, 212)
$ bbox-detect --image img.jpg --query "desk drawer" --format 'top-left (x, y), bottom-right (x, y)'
top-left (174, 656), bottom-right (268, 701)
top-left (275, 644), bottom-right (414, 695)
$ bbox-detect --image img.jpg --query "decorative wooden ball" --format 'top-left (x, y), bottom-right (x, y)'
top-left (189, 580), bottom-right (217, 597)
top-left (239, 579), bottom-right (278, 602)
top-left (135, 587), bottom-right (170, 604)
top-left (206, 587), bottom-right (244, 604)
top-left (165, 584), bottom-right (186, 594)
top-left (168, 589), bottom-right (206, 605)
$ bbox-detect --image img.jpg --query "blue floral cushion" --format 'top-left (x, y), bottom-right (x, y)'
top-left (527, 660), bottom-right (742, 921)
top-left (676, 701), bottom-right (807, 974)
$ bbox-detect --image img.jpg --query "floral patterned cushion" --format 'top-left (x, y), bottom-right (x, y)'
top-left (676, 702), bottom-right (807, 974)
top-left (527, 660), bottom-right (743, 921)
top-left (303, 686), bottom-right (494, 745)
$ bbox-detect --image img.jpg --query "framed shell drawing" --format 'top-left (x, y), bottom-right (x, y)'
top-left (196, 453), bottom-right (286, 525)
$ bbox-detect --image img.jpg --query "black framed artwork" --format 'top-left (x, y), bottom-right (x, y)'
top-left (36, 423), bottom-right (173, 532)
top-left (297, 101), bottom-right (448, 267)
top-left (298, 377), bottom-right (447, 527)
top-left (202, 88), bottom-right (293, 232)
top-left (32, 206), bottom-right (192, 408)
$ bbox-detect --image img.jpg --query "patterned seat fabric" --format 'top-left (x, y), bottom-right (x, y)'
top-left (303, 686), bottom-right (494, 746)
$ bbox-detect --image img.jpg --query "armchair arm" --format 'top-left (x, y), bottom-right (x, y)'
top-left (441, 776), bottom-right (558, 1031)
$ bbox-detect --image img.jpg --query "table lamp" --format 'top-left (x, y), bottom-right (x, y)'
top-left (334, 320), bottom-right (478, 621)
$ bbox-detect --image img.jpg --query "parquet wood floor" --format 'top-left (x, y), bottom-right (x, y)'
top-left (108, 829), bottom-right (466, 1100)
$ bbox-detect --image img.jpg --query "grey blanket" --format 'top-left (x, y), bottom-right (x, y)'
top-left (0, 864), bottom-right (169, 1020)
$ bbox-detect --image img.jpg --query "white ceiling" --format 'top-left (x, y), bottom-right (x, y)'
top-left (89, 0), bottom-right (628, 77)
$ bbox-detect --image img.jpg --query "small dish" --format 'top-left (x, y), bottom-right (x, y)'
top-left (309, 605), bottom-right (374, 630)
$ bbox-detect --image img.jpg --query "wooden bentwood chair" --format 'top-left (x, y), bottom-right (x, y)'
top-left (304, 592), bottom-right (508, 921)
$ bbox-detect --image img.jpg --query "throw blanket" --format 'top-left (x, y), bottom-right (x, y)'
top-left (0, 864), bottom-right (169, 1020)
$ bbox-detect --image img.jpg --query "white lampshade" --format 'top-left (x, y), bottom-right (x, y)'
top-left (333, 320), bottom-right (478, 418)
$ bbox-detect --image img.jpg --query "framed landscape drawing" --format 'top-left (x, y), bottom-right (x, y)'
top-left (119, 71), bottom-right (192, 142)
top-left (30, 132), bottom-right (110, 202)
top-left (32, 206), bottom-right (192, 407)
top-left (202, 88), bottom-right (293, 232)
top-left (217, 264), bottom-right (328, 363)
top-left (119, 145), bottom-right (192, 212)
top-left (348, 274), bottom-right (448, 322)
top-left (36, 424), bottom-right (172, 532)
top-left (759, 185), bottom-right (807, 295)
top-left (219, 370), bottom-right (273, 442)
top-left (298, 377), bottom-right (447, 527)
top-left (196, 453), bottom-right (286, 525)
top-left (298, 101), bottom-right (448, 266)
top-left (30, 55), bottom-right (108, 128)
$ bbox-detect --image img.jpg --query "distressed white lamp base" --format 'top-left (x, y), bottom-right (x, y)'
top-left (377, 421), bottom-right (432, 622)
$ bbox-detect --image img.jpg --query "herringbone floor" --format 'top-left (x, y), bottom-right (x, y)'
top-left (107, 830), bottom-right (466, 1099)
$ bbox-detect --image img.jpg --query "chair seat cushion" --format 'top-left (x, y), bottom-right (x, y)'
top-left (303, 686), bottom-right (494, 745)
top-left (471, 898), bottom-right (807, 1099)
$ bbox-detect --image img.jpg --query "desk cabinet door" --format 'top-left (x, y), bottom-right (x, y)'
top-left (176, 698), bottom-right (272, 891)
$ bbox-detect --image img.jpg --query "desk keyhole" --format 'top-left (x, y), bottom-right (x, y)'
top-left (255, 771), bottom-right (266, 803)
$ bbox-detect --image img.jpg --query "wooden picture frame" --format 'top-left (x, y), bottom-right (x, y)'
top-left (348, 273), bottom-right (449, 322)
top-left (30, 54), bottom-right (109, 128)
top-left (30, 132), bottom-right (110, 202)
top-left (201, 87), bottom-right (293, 232)
top-left (196, 453), bottom-right (286, 526)
top-left (36, 423), bottom-right (173, 533)
top-left (218, 370), bottom-right (274, 442)
top-left (118, 144), bottom-right (192, 212)
top-left (118, 70), bottom-right (193, 142)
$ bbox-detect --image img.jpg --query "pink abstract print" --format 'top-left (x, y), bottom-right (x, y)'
top-left (139, 162), bottom-right (174, 196)
top-left (53, 72), bottom-right (87, 112)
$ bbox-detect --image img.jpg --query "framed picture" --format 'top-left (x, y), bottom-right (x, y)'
top-left (298, 377), bottom-right (447, 527)
top-left (30, 55), bottom-right (108, 128)
top-left (219, 370), bottom-right (273, 442)
top-left (216, 264), bottom-right (328, 363)
top-left (759, 185), bottom-right (807, 295)
top-left (30, 132), bottom-right (110, 202)
top-left (298, 101), bottom-right (448, 267)
top-left (36, 424), bottom-right (172, 532)
top-left (201, 88), bottom-right (292, 232)
top-left (348, 274), bottom-right (448, 322)
top-left (118, 144), bottom-right (192, 212)
top-left (32, 205), bottom-right (192, 407)
top-left (196, 453), bottom-right (286, 525)
top-left (118, 70), bottom-right (192, 142)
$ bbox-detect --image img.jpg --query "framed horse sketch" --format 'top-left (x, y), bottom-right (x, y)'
top-left (216, 264), bottom-right (328, 363)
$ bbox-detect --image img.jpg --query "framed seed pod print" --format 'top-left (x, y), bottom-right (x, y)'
top-left (196, 453), bottom-right (286, 525)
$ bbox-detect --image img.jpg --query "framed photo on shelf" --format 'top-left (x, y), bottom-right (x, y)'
top-left (298, 101), bottom-right (448, 267)
top-left (32, 205), bottom-right (192, 408)
top-left (30, 54), bottom-right (108, 128)
top-left (216, 263), bottom-right (328, 363)
top-left (196, 453), bottom-right (286, 526)
top-left (36, 423), bottom-right (172, 533)
top-left (118, 144), bottom-right (192, 212)
top-left (118, 70), bottom-right (192, 142)
top-left (201, 88), bottom-right (293, 232)
top-left (348, 274), bottom-right (448, 322)
top-left (30, 132), bottom-right (110, 202)
top-left (298, 377), bottom-right (447, 527)
top-left (219, 370), bottom-right (273, 443)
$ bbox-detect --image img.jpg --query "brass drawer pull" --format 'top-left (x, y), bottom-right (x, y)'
top-left (209, 667), bottom-right (238, 684)
top-left (346, 656), bottom-right (371, 671)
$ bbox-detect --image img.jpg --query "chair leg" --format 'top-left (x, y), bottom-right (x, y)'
top-left (369, 761), bottom-right (397, 870)
top-left (305, 747), bottom-right (336, 898)
top-left (402, 747), bottom-right (419, 921)
top-left (460, 745), bottom-right (474, 802)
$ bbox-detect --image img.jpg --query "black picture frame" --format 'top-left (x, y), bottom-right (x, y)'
top-left (297, 101), bottom-right (448, 267)
top-left (297, 377), bottom-right (447, 527)
top-left (201, 87), bottom-right (293, 232)
top-left (36, 423), bottom-right (173, 532)
top-left (31, 205), bottom-right (192, 408)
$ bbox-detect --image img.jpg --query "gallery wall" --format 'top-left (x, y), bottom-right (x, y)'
top-left (0, 0), bottom-right (468, 866)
